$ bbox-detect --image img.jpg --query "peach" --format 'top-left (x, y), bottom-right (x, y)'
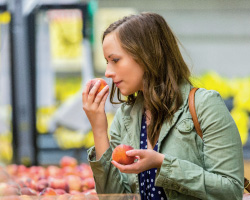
top-left (89, 78), bottom-right (108, 94)
top-left (0, 182), bottom-right (21, 196)
top-left (81, 177), bottom-right (95, 192)
top-left (112, 144), bottom-right (136, 165)
top-left (54, 188), bottom-right (66, 195)
top-left (60, 156), bottom-right (77, 168)
top-left (39, 187), bottom-right (57, 196)
top-left (48, 177), bottom-right (68, 191)
top-left (77, 164), bottom-right (93, 179)
top-left (45, 166), bottom-right (62, 178)
top-left (36, 179), bottom-right (49, 192)
top-left (20, 187), bottom-right (37, 196)
top-left (57, 193), bottom-right (71, 200)
top-left (66, 175), bottom-right (82, 192)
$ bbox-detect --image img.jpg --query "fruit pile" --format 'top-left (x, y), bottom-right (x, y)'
top-left (0, 156), bottom-right (96, 199)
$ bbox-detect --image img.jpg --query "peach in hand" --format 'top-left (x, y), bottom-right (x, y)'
top-left (112, 144), bottom-right (136, 165)
top-left (89, 78), bottom-right (108, 94)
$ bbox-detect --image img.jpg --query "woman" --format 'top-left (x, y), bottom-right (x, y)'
top-left (82, 12), bottom-right (244, 199)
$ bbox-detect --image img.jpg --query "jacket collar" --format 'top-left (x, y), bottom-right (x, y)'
top-left (158, 82), bottom-right (191, 150)
top-left (122, 82), bottom-right (192, 150)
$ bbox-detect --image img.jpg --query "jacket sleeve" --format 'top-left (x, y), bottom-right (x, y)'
top-left (155, 89), bottom-right (244, 200)
top-left (87, 107), bottom-right (132, 194)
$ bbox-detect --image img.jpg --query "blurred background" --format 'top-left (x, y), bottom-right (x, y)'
top-left (0, 0), bottom-right (250, 171)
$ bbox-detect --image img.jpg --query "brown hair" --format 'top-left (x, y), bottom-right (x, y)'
top-left (103, 12), bottom-right (191, 146)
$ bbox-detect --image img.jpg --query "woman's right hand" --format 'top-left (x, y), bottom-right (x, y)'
top-left (82, 80), bottom-right (109, 135)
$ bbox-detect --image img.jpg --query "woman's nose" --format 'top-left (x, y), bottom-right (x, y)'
top-left (105, 65), bottom-right (115, 78)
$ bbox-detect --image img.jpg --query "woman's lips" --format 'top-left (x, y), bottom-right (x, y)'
top-left (114, 81), bottom-right (122, 87)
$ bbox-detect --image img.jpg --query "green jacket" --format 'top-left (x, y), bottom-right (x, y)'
top-left (87, 83), bottom-right (244, 200)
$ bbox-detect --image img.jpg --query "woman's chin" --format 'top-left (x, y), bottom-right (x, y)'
top-left (119, 90), bottom-right (130, 97)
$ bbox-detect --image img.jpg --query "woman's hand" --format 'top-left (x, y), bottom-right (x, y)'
top-left (82, 80), bottom-right (109, 134)
top-left (111, 149), bottom-right (165, 174)
top-left (82, 80), bottom-right (110, 160)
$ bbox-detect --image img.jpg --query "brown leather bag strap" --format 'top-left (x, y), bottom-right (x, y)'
top-left (188, 87), bottom-right (203, 139)
top-left (188, 87), bottom-right (250, 193)
top-left (245, 177), bottom-right (250, 193)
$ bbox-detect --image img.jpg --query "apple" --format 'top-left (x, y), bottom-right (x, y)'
top-left (60, 156), bottom-right (78, 168)
top-left (112, 144), bottom-right (136, 165)
top-left (89, 78), bottom-right (108, 94)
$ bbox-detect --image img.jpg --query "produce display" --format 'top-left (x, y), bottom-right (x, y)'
top-left (0, 156), bottom-right (96, 199)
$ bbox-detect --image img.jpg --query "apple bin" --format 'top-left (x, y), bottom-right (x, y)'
top-left (0, 156), bottom-right (140, 199)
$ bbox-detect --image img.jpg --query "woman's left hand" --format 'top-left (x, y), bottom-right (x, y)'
top-left (111, 149), bottom-right (165, 174)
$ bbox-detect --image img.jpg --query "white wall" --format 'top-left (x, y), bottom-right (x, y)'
top-left (98, 0), bottom-right (250, 78)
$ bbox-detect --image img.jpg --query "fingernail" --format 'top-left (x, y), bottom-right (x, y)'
top-left (126, 150), bottom-right (132, 155)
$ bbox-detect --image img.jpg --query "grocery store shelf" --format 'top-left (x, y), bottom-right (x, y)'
top-left (37, 133), bottom-right (88, 165)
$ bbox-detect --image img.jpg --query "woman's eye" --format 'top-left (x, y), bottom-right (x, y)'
top-left (112, 58), bottom-right (119, 63)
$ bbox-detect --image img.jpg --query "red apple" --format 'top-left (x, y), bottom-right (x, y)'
top-left (89, 78), bottom-right (108, 94)
top-left (112, 144), bottom-right (136, 165)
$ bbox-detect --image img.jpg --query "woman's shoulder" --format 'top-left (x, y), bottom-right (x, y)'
top-left (113, 102), bottom-right (132, 119)
top-left (194, 88), bottom-right (225, 107)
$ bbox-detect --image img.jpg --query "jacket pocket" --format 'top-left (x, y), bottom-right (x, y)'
top-left (176, 118), bottom-right (194, 134)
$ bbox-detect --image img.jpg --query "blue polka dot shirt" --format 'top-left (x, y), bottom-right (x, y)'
top-left (138, 114), bottom-right (167, 200)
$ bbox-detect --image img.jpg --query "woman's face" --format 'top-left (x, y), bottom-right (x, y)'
top-left (103, 32), bottom-right (144, 96)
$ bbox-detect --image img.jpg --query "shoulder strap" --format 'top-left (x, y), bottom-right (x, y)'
top-left (188, 87), bottom-right (250, 193)
top-left (188, 87), bottom-right (203, 139)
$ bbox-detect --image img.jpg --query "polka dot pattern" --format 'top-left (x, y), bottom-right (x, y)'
top-left (139, 114), bottom-right (167, 200)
